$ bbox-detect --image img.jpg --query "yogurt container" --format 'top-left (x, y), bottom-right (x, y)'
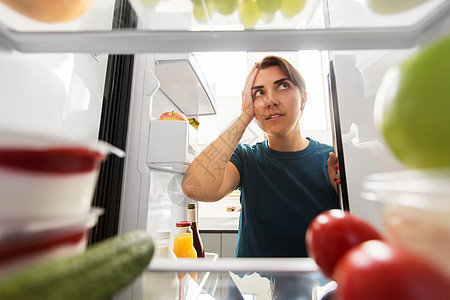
top-left (0, 129), bottom-right (124, 218)
top-left (0, 208), bottom-right (103, 277)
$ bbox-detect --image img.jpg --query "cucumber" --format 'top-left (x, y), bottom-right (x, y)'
top-left (0, 230), bottom-right (154, 300)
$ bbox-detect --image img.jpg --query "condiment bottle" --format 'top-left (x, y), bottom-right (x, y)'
top-left (152, 229), bottom-right (178, 259)
top-left (173, 221), bottom-right (197, 258)
top-left (187, 203), bottom-right (205, 258)
top-left (143, 230), bottom-right (178, 300)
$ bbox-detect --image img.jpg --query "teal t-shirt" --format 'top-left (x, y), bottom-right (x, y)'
top-left (230, 138), bottom-right (339, 258)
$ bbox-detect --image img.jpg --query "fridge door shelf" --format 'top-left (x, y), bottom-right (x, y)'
top-left (147, 161), bottom-right (190, 174)
top-left (147, 119), bottom-right (197, 174)
top-left (147, 252), bottom-right (218, 299)
top-left (155, 53), bottom-right (217, 116)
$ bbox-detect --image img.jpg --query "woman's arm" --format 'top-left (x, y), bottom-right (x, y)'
top-left (181, 115), bottom-right (249, 202)
top-left (182, 63), bottom-right (259, 202)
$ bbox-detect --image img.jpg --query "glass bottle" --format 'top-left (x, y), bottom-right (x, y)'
top-left (152, 229), bottom-right (178, 259)
top-left (173, 221), bottom-right (197, 258)
top-left (187, 203), bottom-right (205, 258)
top-left (143, 230), bottom-right (178, 300)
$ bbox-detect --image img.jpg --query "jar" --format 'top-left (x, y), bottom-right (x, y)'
top-left (173, 221), bottom-right (197, 258)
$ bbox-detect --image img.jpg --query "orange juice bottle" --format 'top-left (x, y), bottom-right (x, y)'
top-left (173, 221), bottom-right (197, 258)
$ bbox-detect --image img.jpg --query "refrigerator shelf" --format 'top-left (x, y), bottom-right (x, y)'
top-left (155, 53), bottom-right (217, 116)
top-left (0, 0), bottom-right (449, 53)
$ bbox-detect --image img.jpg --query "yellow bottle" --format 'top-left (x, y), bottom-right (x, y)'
top-left (173, 221), bottom-right (197, 258)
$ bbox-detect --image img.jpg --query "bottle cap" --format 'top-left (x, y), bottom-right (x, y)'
top-left (188, 203), bottom-right (196, 209)
top-left (176, 221), bottom-right (192, 227)
top-left (152, 229), bottom-right (171, 240)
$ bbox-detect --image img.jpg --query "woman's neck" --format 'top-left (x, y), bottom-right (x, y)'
top-left (267, 130), bottom-right (310, 152)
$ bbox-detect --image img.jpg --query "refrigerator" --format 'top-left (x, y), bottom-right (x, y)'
top-left (1, 0), bottom-right (449, 299)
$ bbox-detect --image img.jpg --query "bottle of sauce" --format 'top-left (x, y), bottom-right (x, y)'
top-left (143, 230), bottom-right (178, 300)
top-left (173, 221), bottom-right (197, 258)
top-left (187, 203), bottom-right (205, 258)
top-left (152, 229), bottom-right (178, 259)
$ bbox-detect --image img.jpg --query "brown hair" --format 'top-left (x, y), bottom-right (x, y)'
top-left (258, 55), bottom-right (306, 94)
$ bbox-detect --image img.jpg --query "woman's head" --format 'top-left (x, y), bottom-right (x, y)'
top-left (258, 56), bottom-right (306, 94)
top-left (251, 55), bottom-right (307, 140)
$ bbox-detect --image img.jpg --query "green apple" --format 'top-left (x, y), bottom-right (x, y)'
top-left (374, 35), bottom-right (450, 169)
top-left (256, 0), bottom-right (281, 14)
top-left (280, 0), bottom-right (306, 18)
top-left (214, 0), bottom-right (238, 15)
top-left (239, 0), bottom-right (261, 29)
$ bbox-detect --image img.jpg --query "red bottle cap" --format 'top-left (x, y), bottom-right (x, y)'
top-left (176, 221), bottom-right (192, 227)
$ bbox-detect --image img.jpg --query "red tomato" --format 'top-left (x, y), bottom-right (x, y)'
top-left (334, 240), bottom-right (450, 300)
top-left (305, 209), bottom-right (382, 278)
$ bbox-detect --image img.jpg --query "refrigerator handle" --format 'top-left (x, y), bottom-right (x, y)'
top-left (327, 60), bottom-right (350, 211)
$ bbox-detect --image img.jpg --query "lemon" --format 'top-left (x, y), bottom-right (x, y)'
top-left (193, 1), bottom-right (215, 23)
top-left (374, 35), bottom-right (450, 169)
top-left (280, 0), bottom-right (306, 18)
top-left (256, 0), bottom-right (282, 13)
top-left (261, 11), bottom-right (275, 23)
top-left (239, 0), bottom-right (261, 29)
top-left (214, 0), bottom-right (238, 15)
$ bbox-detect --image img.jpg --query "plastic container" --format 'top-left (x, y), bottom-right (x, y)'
top-left (362, 168), bottom-right (450, 281)
top-left (0, 129), bottom-right (124, 218)
top-left (0, 208), bottom-right (103, 277)
top-left (127, 0), bottom-right (321, 31)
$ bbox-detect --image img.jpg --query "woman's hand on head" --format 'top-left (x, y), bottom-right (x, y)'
top-left (327, 152), bottom-right (340, 192)
top-left (241, 63), bottom-right (259, 123)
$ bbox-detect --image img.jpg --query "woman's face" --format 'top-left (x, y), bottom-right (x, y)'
top-left (252, 65), bottom-right (306, 137)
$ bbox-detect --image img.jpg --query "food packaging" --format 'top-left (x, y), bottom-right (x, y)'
top-left (0, 129), bottom-right (124, 218)
top-left (0, 208), bottom-right (103, 277)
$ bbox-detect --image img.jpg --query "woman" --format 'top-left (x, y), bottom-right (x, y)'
top-left (182, 55), bottom-right (340, 258)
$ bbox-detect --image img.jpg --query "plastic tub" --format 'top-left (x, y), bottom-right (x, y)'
top-left (0, 129), bottom-right (124, 218)
top-left (0, 208), bottom-right (103, 277)
top-left (362, 168), bottom-right (450, 280)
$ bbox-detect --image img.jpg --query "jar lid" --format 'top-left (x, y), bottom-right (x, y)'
top-left (176, 221), bottom-right (192, 227)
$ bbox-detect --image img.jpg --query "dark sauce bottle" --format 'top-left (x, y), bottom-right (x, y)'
top-left (187, 203), bottom-right (205, 258)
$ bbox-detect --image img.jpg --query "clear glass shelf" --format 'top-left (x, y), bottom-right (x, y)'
top-left (0, 0), bottom-right (448, 53)
top-left (145, 257), bottom-right (332, 300)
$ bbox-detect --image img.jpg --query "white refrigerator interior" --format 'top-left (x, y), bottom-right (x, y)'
top-left (0, 0), bottom-right (449, 299)
top-left (0, 0), bottom-right (115, 141)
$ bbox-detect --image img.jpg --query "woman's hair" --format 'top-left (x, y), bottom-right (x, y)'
top-left (258, 55), bottom-right (306, 94)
